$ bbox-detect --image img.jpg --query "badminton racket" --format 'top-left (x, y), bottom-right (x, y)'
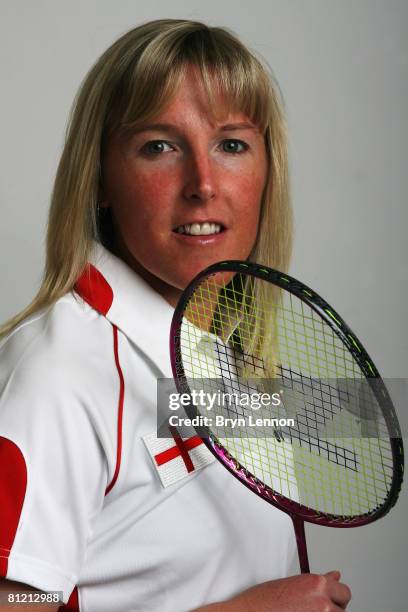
top-left (169, 260), bottom-right (404, 573)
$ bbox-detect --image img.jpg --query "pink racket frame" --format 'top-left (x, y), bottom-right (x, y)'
top-left (169, 260), bottom-right (404, 572)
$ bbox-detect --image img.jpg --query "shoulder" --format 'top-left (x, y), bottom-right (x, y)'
top-left (0, 293), bottom-right (121, 471)
top-left (0, 294), bottom-right (122, 443)
top-left (0, 293), bottom-right (115, 387)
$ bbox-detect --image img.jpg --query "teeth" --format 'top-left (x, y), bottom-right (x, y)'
top-left (176, 223), bottom-right (222, 236)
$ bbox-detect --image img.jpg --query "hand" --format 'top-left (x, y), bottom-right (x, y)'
top-left (196, 570), bottom-right (352, 611)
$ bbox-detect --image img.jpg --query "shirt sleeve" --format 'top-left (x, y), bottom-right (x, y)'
top-left (0, 315), bottom-right (110, 603)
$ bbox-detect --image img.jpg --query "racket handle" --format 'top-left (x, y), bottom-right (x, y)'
top-left (291, 515), bottom-right (310, 573)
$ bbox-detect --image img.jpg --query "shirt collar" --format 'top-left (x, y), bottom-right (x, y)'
top-left (74, 241), bottom-right (174, 378)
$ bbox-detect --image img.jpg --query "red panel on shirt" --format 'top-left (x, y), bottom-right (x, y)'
top-left (59, 586), bottom-right (79, 611)
top-left (74, 264), bottom-right (113, 316)
top-left (0, 437), bottom-right (27, 576)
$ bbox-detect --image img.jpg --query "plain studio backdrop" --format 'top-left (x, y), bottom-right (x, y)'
top-left (1, 1), bottom-right (407, 610)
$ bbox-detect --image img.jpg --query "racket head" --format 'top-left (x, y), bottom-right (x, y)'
top-left (170, 260), bottom-right (404, 528)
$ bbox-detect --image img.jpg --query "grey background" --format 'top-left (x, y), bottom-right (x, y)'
top-left (1, 1), bottom-right (407, 610)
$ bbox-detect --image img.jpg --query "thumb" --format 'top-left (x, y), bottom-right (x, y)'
top-left (325, 570), bottom-right (341, 581)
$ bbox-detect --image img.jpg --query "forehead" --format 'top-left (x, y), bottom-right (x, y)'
top-left (106, 60), bottom-right (269, 147)
top-left (141, 66), bottom-right (256, 131)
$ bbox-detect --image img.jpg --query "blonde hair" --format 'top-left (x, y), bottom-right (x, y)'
top-left (0, 18), bottom-right (292, 338)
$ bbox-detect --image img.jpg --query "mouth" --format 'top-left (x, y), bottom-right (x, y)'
top-left (172, 221), bottom-right (225, 236)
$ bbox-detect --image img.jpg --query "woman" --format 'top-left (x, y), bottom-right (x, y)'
top-left (0, 19), bottom-right (351, 611)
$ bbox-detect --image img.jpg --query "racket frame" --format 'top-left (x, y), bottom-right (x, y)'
top-left (170, 260), bottom-right (404, 530)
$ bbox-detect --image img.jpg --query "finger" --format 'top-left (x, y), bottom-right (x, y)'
top-left (325, 570), bottom-right (341, 581)
top-left (329, 580), bottom-right (352, 608)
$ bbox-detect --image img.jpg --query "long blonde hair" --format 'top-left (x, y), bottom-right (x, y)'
top-left (0, 18), bottom-right (292, 338)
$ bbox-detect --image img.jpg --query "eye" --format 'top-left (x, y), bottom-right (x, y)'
top-left (141, 140), bottom-right (175, 155)
top-left (220, 139), bottom-right (248, 154)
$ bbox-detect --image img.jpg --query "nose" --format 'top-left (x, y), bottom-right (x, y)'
top-left (182, 151), bottom-right (216, 203)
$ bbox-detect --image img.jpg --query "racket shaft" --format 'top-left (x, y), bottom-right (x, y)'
top-left (291, 515), bottom-right (310, 573)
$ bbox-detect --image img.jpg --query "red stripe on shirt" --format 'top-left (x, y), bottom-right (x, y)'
top-left (105, 325), bottom-right (124, 495)
top-left (0, 437), bottom-right (27, 576)
top-left (74, 264), bottom-right (114, 316)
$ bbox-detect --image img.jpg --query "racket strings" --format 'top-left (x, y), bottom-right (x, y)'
top-left (177, 273), bottom-right (395, 518)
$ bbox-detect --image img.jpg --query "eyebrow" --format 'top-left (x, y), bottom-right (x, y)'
top-left (219, 122), bottom-right (258, 131)
top-left (130, 121), bottom-right (258, 134)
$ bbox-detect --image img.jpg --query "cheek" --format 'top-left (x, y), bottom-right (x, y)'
top-left (229, 165), bottom-right (266, 257)
top-left (113, 168), bottom-right (177, 225)
top-left (136, 167), bottom-right (176, 198)
top-left (233, 169), bottom-right (265, 218)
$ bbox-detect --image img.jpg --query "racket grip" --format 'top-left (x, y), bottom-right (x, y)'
top-left (291, 515), bottom-right (310, 573)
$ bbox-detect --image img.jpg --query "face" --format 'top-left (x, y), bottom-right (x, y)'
top-left (101, 67), bottom-right (268, 306)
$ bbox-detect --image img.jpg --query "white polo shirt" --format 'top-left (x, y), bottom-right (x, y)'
top-left (0, 242), bottom-right (295, 612)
